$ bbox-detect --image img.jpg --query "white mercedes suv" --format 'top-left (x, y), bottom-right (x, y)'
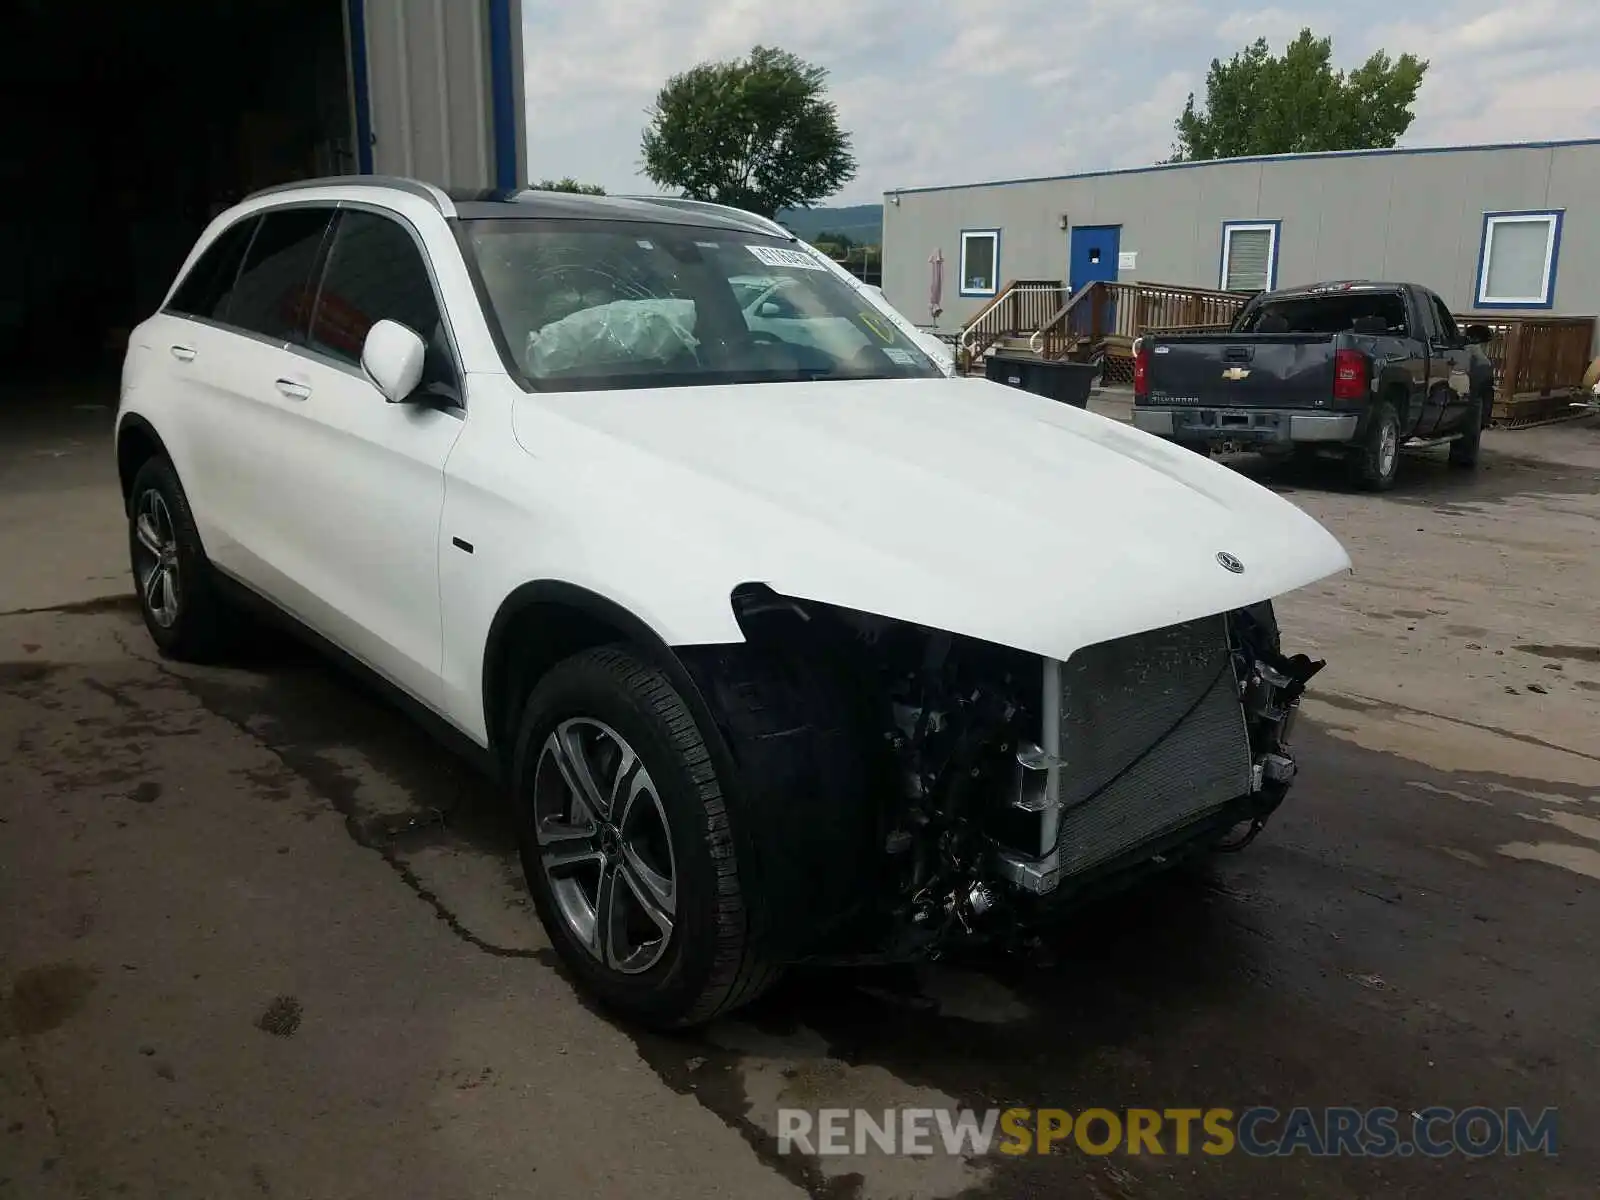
top-left (115, 177), bottom-right (1350, 1027)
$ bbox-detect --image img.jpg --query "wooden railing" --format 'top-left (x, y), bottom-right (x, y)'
top-left (957, 279), bottom-right (1068, 362)
top-left (1032, 281), bottom-right (1250, 359)
top-left (1460, 315), bottom-right (1597, 413)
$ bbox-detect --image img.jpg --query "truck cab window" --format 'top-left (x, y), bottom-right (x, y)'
top-left (1430, 296), bottom-right (1460, 345)
top-left (1241, 293), bottom-right (1408, 336)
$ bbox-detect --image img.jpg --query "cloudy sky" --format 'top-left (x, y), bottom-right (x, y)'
top-left (520, 0), bottom-right (1599, 204)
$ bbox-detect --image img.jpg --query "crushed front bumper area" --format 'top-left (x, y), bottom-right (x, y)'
top-left (1018, 788), bottom-right (1282, 919)
top-left (1134, 406), bottom-right (1358, 445)
top-left (990, 611), bottom-right (1312, 905)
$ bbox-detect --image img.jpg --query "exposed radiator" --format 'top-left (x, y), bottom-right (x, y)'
top-left (998, 614), bottom-right (1255, 893)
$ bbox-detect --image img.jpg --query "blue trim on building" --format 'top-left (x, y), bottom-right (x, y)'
top-left (1219, 219), bottom-right (1281, 292)
top-left (958, 228), bottom-right (1001, 298)
top-left (1472, 210), bottom-right (1564, 310)
top-left (347, 0), bottom-right (374, 174)
top-left (487, 0), bottom-right (519, 190)
top-left (885, 138), bottom-right (1600, 199)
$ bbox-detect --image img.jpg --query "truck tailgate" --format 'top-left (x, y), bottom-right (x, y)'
top-left (1146, 333), bottom-right (1336, 409)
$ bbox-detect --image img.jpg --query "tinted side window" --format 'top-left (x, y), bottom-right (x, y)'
top-left (307, 211), bottom-right (450, 385)
top-left (168, 217), bottom-right (257, 321)
top-left (228, 208), bottom-right (334, 342)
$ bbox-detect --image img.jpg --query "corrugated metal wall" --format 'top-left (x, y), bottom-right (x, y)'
top-left (884, 142), bottom-right (1600, 334)
top-left (348, 0), bottom-right (526, 190)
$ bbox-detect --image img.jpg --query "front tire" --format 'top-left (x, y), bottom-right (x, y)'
top-left (510, 646), bottom-right (778, 1028)
top-left (1347, 400), bottom-right (1401, 491)
top-left (127, 456), bottom-right (231, 661)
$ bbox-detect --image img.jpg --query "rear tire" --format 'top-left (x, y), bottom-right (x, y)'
top-left (126, 456), bottom-right (233, 661)
top-left (1347, 400), bottom-right (1401, 491)
top-left (1449, 393), bottom-right (1484, 468)
top-left (510, 646), bottom-right (779, 1028)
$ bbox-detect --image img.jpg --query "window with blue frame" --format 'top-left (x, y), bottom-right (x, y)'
top-left (959, 229), bottom-right (1000, 297)
top-left (1475, 211), bottom-right (1563, 309)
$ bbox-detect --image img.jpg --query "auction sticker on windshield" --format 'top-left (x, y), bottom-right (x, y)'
top-left (746, 245), bottom-right (826, 270)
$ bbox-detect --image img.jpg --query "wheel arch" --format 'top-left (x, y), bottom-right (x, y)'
top-left (1378, 376), bottom-right (1411, 431)
top-left (481, 580), bottom-right (735, 771)
top-left (116, 414), bottom-right (172, 514)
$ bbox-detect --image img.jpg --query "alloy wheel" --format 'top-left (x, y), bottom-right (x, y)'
top-left (133, 490), bottom-right (181, 628)
top-left (532, 718), bottom-right (678, 974)
top-left (1378, 421), bottom-right (1399, 478)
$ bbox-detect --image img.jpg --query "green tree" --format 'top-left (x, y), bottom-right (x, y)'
top-left (641, 45), bottom-right (856, 218)
top-left (1171, 29), bottom-right (1427, 161)
top-left (533, 177), bottom-right (606, 194)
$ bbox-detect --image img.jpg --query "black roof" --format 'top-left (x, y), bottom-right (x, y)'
top-left (243, 177), bottom-right (790, 238)
top-left (445, 188), bottom-right (782, 236)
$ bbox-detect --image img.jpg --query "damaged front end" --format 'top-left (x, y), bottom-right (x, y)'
top-left (721, 585), bottom-right (1323, 964)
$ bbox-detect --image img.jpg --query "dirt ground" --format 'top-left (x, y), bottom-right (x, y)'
top-left (3, 378), bottom-right (1598, 1200)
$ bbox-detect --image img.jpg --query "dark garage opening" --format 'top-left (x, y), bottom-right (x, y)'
top-left (2, 0), bottom-right (355, 383)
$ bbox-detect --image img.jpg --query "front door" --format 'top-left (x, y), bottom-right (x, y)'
top-left (1068, 225), bottom-right (1121, 336)
top-left (1422, 292), bottom-right (1474, 437)
top-left (274, 207), bottom-right (466, 709)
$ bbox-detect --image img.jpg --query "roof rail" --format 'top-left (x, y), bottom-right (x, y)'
top-left (616, 195), bottom-right (794, 240)
top-left (243, 175), bottom-right (456, 217)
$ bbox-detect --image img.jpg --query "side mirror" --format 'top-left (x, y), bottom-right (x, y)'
top-left (757, 300), bottom-right (783, 318)
top-left (1464, 323), bottom-right (1494, 346)
top-left (362, 319), bottom-right (427, 402)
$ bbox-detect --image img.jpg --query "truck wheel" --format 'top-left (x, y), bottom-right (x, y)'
top-left (1449, 393), bottom-right (1484, 468)
top-left (1347, 401), bottom-right (1401, 491)
top-left (509, 646), bottom-right (780, 1029)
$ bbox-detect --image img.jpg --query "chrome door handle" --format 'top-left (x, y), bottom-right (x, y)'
top-left (170, 345), bottom-right (196, 362)
top-left (274, 379), bottom-right (312, 400)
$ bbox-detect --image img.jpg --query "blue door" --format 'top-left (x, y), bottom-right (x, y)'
top-left (1068, 225), bottom-right (1121, 337)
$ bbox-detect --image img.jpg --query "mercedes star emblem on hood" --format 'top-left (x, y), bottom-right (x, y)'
top-left (1217, 552), bottom-right (1245, 574)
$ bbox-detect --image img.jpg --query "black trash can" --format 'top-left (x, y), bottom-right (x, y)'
top-left (984, 353), bottom-right (1096, 409)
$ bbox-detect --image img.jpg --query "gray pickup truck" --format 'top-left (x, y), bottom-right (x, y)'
top-left (1131, 281), bottom-right (1497, 490)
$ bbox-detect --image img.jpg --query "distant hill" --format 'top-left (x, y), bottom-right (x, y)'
top-left (777, 203), bottom-right (883, 246)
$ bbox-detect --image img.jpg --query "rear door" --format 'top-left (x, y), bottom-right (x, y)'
top-left (270, 206), bottom-right (465, 706)
top-left (147, 214), bottom-right (260, 550)
top-left (182, 206), bottom-right (337, 591)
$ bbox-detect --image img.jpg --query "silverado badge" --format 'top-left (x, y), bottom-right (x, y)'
top-left (1222, 366), bottom-right (1251, 381)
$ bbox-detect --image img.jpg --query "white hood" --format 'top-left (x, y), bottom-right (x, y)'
top-left (512, 376), bottom-right (1351, 662)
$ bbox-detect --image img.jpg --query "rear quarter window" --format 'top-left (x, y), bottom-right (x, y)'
top-left (167, 217), bottom-right (257, 322)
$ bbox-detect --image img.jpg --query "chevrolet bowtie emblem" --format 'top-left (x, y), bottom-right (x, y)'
top-left (1222, 366), bottom-right (1251, 381)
